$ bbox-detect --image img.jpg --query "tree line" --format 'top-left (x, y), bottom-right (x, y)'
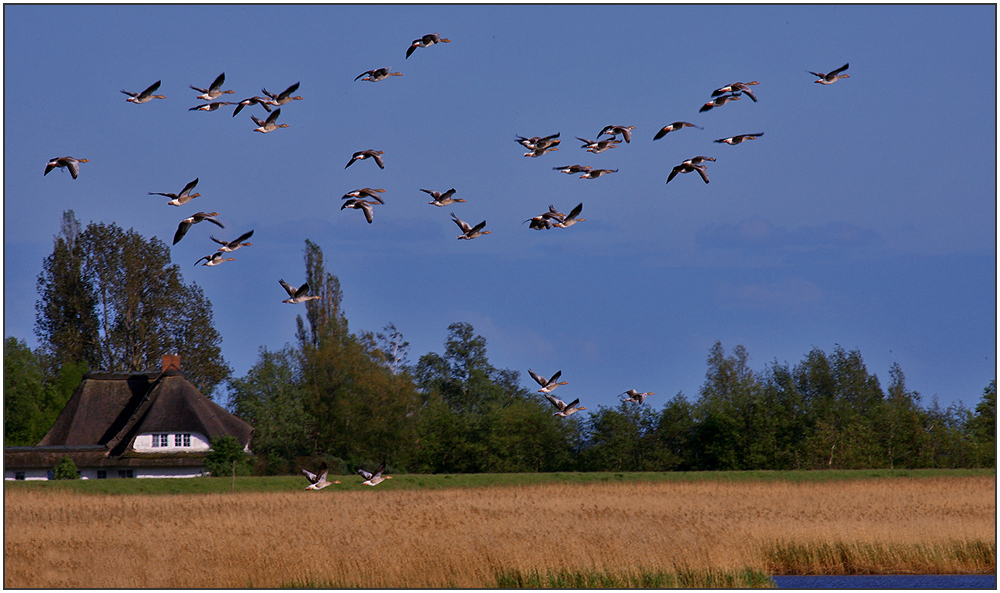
top-left (8, 212), bottom-right (996, 473)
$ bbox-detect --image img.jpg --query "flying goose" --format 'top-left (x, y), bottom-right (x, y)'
top-left (577, 137), bottom-right (618, 153)
top-left (810, 63), bottom-right (849, 84)
top-left (173, 212), bottom-right (224, 245)
top-left (194, 252), bottom-right (235, 267)
top-left (516, 133), bottom-right (560, 151)
top-left (598, 125), bottom-right (635, 143)
top-left (261, 82), bottom-right (303, 106)
top-left (251, 109), bottom-right (288, 133)
top-left (44, 156), bottom-right (89, 179)
top-left (406, 33), bottom-right (451, 58)
top-left (190, 73), bottom-right (234, 100)
top-left (302, 465), bottom-right (340, 490)
top-left (210, 229), bottom-right (254, 252)
top-left (667, 162), bottom-right (710, 184)
top-left (524, 205), bottom-right (567, 229)
top-left (279, 279), bottom-right (322, 304)
top-left (580, 168), bottom-right (617, 179)
top-left (553, 203), bottom-right (585, 228)
top-left (189, 101), bottom-right (234, 112)
top-left (122, 80), bottom-right (166, 103)
top-left (553, 164), bottom-right (591, 175)
top-left (357, 462), bottom-right (392, 486)
top-left (341, 198), bottom-right (378, 224)
top-left (346, 149), bottom-right (385, 169)
top-left (621, 389), bottom-right (654, 404)
top-left (343, 188), bottom-right (386, 203)
top-left (524, 145), bottom-right (560, 158)
top-left (699, 94), bottom-right (740, 112)
top-left (546, 394), bottom-right (587, 417)
top-left (232, 96), bottom-right (273, 117)
top-left (355, 67), bottom-right (402, 82)
top-left (149, 178), bottom-right (200, 206)
top-left (451, 213), bottom-right (490, 240)
top-left (714, 133), bottom-right (763, 145)
top-left (529, 369), bottom-right (568, 393)
top-left (712, 81), bottom-right (759, 102)
top-left (653, 122), bottom-right (703, 140)
top-left (423, 188), bottom-right (465, 206)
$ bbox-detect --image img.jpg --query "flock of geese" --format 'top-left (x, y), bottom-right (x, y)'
top-left (41, 30), bottom-right (849, 487)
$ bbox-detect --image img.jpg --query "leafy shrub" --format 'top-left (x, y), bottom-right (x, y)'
top-left (53, 456), bottom-right (79, 480)
top-left (205, 435), bottom-right (253, 477)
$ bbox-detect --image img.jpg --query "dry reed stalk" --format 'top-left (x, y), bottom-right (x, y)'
top-left (4, 476), bottom-right (994, 588)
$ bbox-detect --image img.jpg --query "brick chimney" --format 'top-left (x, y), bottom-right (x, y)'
top-left (162, 354), bottom-right (181, 372)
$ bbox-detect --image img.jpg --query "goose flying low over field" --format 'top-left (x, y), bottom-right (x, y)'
top-left (621, 389), bottom-right (654, 404)
top-left (700, 94), bottom-right (740, 112)
top-left (598, 124), bottom-right (635, 143)
top-left (712, 81), bottom-right (759, 102)
top-left (261, 82), bottom-right (303, 106)
top-left (302, 466), bottom-right (339, 490)
top-left (451, 213), bottom-right (490, 240)
top-left (553, 202), bottom-right (585, 228)
top-left (343, 188), bottom-right (386, 203)
top-left (232, 96), bottom-right (273, 117)
top-left (211, 229), bottom-right (254, 252)
top-left (173, 212), bottom-right (223, 245)
top-left (810, 63), bottom-right (850, 84)
top-left (341, 198), bottom-right (378, 224)
top-left (422, 188), bottom-right (465, 206)
top-left (529, 369), bottom-right (568, 393)
top-left (406, 33), bottom-right (450, 58)
top-left (580, 168), bottom-right (617, 179)
top-left (191, 73), bottom-right (234, 101)
top-left (189, 101), bottom-right (234, 112)
top-left (251, 109), bottom-right (288, 133)
top-left (280, 279), bottom-right (322, 304)
top-left (355, 67), bottom-right (402, 82)
top-left (653, 122), bottom-right (702, 140)
top-left (346, 149), bottom-right (385, 169)
top-left (44, 156), bottom-right (89, 179)
top-left (194, 252), bottom-right (235, 267)
top-left (715, 133), bottom-right (764, 145)
top-left (122, 80), bottom-right (166, 103)
top-left (358, 462), bottom-right (391, 486)
top-left (149, 178), bottom-right (200, 206)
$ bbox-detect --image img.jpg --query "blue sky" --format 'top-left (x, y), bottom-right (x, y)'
top-left (4, 5), bottom-right (996, 413)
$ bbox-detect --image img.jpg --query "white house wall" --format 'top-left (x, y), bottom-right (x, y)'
top-left (133, 432), bottom-right (211, 452)
top-left (5, 466), bottom-right (207, 480)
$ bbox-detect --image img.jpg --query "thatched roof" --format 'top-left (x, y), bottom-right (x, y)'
top-left (17, 369), bottom-right (253, 467)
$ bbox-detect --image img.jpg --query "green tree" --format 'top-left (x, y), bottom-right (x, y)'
top-left (967, 380), bottom-right (996, 467)
top-left (34, 210), bottom-right (100, 373)
top-left (4, 337), bottom-right (45, 446)
top-left (228, 346), bottom-right (313, 473)
top-left (205, 435), bottom-right (253, 477)
top-left (645, 394), bottom-right (697, 471)
top-left (289, 240), bottom-right (420, 467)
top-left (34, 212), bottom-right (230, 396)
top-left (693, 342), bottom-right (769, 470)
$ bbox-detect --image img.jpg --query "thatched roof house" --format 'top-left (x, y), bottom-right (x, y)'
top-left (4, 356), bottom-right (253, 480)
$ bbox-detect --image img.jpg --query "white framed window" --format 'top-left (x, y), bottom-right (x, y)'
top-left (151, 434), bottom-right (168, 448)
top-left (175, 433), bottom-right (191, 447)
top-left (118, 469), bottom-right (134, 478)
top-left (97, 470), bottom-right (107, 479)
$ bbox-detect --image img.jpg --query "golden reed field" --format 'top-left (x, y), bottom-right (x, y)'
top-left (4, 476), bottom-right (995, 588)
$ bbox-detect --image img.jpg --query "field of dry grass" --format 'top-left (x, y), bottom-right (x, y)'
top-left (4, 476), bottom-right (994, 588)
